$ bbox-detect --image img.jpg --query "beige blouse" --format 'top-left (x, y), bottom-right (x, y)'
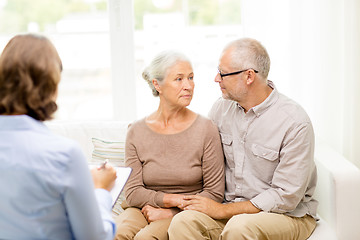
top-left (124, 115), bottom-right (225, 208)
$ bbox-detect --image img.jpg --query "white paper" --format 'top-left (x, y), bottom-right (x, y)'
top-left (88, 165), bottom-right (132, 207)
top-left (110, 167), bottom-right (132, 206)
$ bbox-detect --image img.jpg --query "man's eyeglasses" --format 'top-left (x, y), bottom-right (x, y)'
top-left (217, 68), bottom-right (258, 80)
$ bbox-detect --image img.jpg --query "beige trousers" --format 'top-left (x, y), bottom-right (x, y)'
top-left (115, 207), bottom-right (172, 240)
top-left (168, 210), bottom-right (316, 240)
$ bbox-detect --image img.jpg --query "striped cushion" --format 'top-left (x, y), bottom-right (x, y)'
top-left (90, 138), bottom-right (125, 166)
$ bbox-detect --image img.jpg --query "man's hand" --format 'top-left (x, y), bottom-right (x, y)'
top-left (141, 205), bottom-right (180, 223)
top-left (180, 195), bottom-right (226, 219)
top-left (180, 195), bottom-right (261, 219)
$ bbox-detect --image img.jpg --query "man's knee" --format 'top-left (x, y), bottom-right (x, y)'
top-left (170, 210), bottom-right (199, 230)
top-left (133, 229), bottom-right (155, 240)
top-left (169, 210), bottom-right (207, 238)
top-left (170, 210), bottom-right (226, 240)
top-left (221, 214), bottom-right (262, 239)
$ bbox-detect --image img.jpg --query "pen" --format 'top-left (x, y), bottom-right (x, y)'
top-left (97, 159), bottom-right (109, 170)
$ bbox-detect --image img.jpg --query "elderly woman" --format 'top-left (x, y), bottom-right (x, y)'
top-left (0, 34), bottom-right (117, 239)
top-left (115, 51), bottom-right (225, 240)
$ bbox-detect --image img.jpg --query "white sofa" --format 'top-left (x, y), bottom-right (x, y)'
top-left (46, 120), bottom-right (360, 240)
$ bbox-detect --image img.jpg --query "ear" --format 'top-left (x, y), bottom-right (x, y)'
top-left (152, 79), bottom-right (161, 93)
top-left (246, 69), bottom-right (256, 85)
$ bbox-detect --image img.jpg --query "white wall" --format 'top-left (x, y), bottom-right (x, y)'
top-left (343, 0), bottom-right (360, 168)
top-left (241, 0), bottom-right (360, 168)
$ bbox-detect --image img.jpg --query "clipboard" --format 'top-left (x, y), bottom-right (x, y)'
top-left (110, 167), bottom-right (132, 207)
top-left (88, 164), bottom-right (132, 207)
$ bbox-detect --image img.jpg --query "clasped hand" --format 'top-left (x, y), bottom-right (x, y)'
top-left (140, 194), bottom-right (225, 223)
top-left (141, 205), bottom-right (180, 223)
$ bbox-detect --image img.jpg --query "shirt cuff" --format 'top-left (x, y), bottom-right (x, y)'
top-left (250, 191), bottom-right (276, 212)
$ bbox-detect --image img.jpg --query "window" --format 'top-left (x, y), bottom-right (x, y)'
top-left (0, 0), bottom-right (112, 120)
top-left (1, 0), bottom-right (243, 120)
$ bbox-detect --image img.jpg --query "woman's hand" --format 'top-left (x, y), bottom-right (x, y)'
top-left (91, 164), bottom-right (117, 191)
top-left (141, 205), bottom-right (180, 223)
top-left (163, 193), bottom-right (186, 208)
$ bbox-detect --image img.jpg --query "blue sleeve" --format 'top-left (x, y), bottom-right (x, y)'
top-left (63, 144), bottom-right (116, 240)
top-left (94, 189), bottom-right (116, 239)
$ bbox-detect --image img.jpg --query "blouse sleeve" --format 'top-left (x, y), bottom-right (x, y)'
top-left (197, 119), bottom-right (225, 202)
top-left (124, 124), bottom-right (165, 208)
top-left (63, 144), bottom-right (115, 240)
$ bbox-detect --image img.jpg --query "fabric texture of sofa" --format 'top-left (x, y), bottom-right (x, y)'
top-left (46, 120), bottom-right (360, 240)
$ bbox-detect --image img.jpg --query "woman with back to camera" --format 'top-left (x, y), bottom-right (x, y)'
top-left (115, 50), bottom-right (225, 240)
top-left (0, 34), bottom-right (117, 239)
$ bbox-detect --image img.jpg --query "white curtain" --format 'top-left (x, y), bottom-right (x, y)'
top-left (241, 0), bottom-right (360, 168)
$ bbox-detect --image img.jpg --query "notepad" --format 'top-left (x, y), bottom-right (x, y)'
top-left (88, 165), bottom-right (132, 207)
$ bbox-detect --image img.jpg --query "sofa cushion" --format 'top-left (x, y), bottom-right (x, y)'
top-left (308, 218), bottom-right (338, 240)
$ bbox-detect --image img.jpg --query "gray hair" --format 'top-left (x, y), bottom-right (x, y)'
top-left (142, 50), bottom-right (192, 96)
top-left (224, 38), bottom-right (270, 79)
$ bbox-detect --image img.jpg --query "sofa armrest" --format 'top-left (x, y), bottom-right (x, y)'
top-left (314, 142), bottom-right (360, 240)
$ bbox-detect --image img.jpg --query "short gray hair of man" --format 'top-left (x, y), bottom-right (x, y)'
top-left (142, 50), bottom-right (192, 97)
top-left (224, 38), bottom-right (270, 79)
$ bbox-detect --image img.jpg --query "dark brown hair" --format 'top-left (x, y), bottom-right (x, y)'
top-left (0, 34), bottom-right (62, 121)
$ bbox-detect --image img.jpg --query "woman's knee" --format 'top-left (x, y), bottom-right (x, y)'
top-left (134, 218), bottom-right (170, 240)
top-left (115, 207), bottom-right (148, 239)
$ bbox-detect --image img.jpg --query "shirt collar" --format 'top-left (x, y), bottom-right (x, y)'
top-left (251, 80), bottom-right (279, 117)
top-left (0, 115), bottom-right (48, 133)
top-left (236, 80), bottom-right (279, 117)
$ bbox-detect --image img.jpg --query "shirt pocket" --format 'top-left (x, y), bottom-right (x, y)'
top-left (251, 143), bottom-right (279, 161)
top-left (220, 133), bottom-right (234, 168)
top-left (251, 143), bottom-right (279, 181)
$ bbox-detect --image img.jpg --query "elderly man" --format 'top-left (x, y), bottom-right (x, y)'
top-left (168, 38), bottom-right (318, 240)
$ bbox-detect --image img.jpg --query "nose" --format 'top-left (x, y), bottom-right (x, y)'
top-left (183, 78), bottom-right (193, 89)
top-left (215, 73), bottom-right (222, 83)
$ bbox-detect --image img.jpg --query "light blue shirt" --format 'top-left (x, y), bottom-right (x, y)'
top-left (0, 115), bottom-right (115, 240)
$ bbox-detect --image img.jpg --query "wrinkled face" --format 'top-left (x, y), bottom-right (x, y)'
top-left (158, 61), bottom-right (194, 108)
top-left (215, 49), bottom-right (248, 102)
